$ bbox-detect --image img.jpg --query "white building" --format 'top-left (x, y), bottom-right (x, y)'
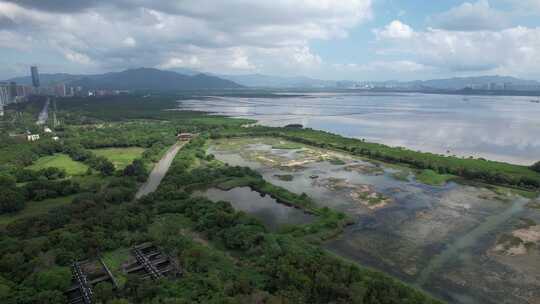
top-left (44, 127), bottom-right (53, 133)
top-left (27, 134), bottom-right (40, 141)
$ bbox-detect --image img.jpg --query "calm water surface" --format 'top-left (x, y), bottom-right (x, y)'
top-left (179, 92), bottom-right (540, 165)
top-left (196, 187), bottom-right (314, 231)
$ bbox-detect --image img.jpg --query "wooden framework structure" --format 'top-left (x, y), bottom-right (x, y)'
top-left (65, 259), bottom-right (118, 304)
top-left (125, 243), bottom-right (179, 280)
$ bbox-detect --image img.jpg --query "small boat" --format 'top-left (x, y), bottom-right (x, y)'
top-left (530, 99), bottom-right (540, 103)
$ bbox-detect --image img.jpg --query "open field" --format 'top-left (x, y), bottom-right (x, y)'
top-left (27, 153), bottom-right (89, 176)
top-left (0, 195), bottom-right (74, 225)
top-left (92, 147), bottom-right (145, 169)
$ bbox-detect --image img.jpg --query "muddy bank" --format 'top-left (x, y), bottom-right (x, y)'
top-left (208, 137), bottom-right (540, 304)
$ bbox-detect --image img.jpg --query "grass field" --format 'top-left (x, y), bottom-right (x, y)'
top-left (0, 195), bottom-right (74, 225)
top-left (92, 147), bottom-right (145, 170)
top-left (27, 153), bottom-right (89, 176)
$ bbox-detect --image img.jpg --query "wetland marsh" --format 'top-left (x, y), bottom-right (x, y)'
top-left (206, 137), bottom-right (540, 304)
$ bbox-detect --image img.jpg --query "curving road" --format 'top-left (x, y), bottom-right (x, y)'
top-left (135, 141), bottom-right (185, 199)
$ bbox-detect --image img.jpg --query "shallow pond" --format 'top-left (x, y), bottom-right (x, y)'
top-left (195, 187), bottom-right (314, 231)
top-left (208, 137), bottom-right (540, 304)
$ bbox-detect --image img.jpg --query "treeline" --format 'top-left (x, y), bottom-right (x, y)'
top-left (213, 127), bottom-right (540, 190)
top-left (15, 167), bottom-right (66, 183)
top-left (62, 142), bottom-right (115, 176)
top-left (157, 198), bottom-right (439, 303)
top-left (0, 173), bottom-right (80, 214)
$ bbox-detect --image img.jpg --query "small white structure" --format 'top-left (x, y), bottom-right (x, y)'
top-left (27, 134), bottom-right (40, 141)
top-left (44, 127), bottom-right (53, 133)
top-left (52, 136), bottom-right (60, 141)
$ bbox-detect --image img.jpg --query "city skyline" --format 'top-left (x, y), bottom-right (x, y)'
top-left (1, 1), bottom-right (540, 81)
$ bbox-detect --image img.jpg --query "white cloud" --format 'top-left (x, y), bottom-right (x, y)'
top-left (63, 49), bottom-right (93, 65)
top-left (334, 60), bottom-right (429, 73)
top-left (158, 57), bottom-right (184, 69)
top-left (374, 21), bottom-right (540, 77)
top-left (428, 0), bottom-right (509, 31)
top-left (504, 0), bottom-right (540, 15)
top-left (0, 0), bottom-right (372, 76)
top-left (374, 20), bottom-right (414, 39)
top-left (122, 37), bottom-right (136, 47)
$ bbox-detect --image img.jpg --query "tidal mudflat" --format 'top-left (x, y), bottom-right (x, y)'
top-left (179, 93), bottom-right (540, 165)
top-left (207, 137), bottom-right (540, 304)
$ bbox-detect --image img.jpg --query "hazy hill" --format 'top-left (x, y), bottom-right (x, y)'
top-left (7, 73), bottom-right (83, 87)
top-left (7, 69), bottom-right (539, 91)
top-left (407, 76), bottom-right (540, 90)
top-left (219, 74), bottom-right (540, 90)
top-left (69, 68), bottom-right (242, 91)
top-left (6, 68), bottom-right (242, 90)
top-left (218, 73), bottom-right (337, 88)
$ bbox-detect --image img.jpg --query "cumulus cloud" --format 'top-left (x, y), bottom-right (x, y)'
top-left (374, 20), bottom-right (414, 39)
top-left (0, 0), bottom-right (372, 76)
top-left (504, 0), bottom-right (540, 15)
top-left (374, 20), bottom-right (540, 77)
top-left (428, 0), bottom-right (509, 31)
top-left (334, 60), bottom-right (428, 73)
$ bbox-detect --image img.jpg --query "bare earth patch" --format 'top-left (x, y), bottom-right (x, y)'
top-left (313, 178), bottom-right (392, 210)
top-left (492, 225), bottom-right (540, 256)
top-left (343, 163), bottom-right (384, 176)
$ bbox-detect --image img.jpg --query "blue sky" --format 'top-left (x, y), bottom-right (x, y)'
top-left (1, 0), bottom-right (540, 81)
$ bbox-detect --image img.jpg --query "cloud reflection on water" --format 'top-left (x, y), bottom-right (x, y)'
top-left (180, 93), bottom-right (540, 165)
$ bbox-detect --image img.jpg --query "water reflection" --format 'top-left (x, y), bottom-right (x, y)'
top-left (179, 92), bottom-right (540, 165)
top-left (196, 187), bottom-right (314, 231)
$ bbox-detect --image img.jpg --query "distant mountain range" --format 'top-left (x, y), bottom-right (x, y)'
top-left (7, 68), bottom-right (242, 91)
top-left (216, 74), bottom-right (337, 88)
top-left (6, 67), bottom-right (540, 91)
top-left (379, 76), bottom-right (540, 90)
top-left (213, 73), bottom-right (540, 90)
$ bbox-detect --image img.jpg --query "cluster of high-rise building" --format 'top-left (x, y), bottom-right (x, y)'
top-left (0, 81), bottom-right (33, 104)
top-left (0, 81), bottom-right (35, 116)
top-left (0, 66), bottom-right (42, 116)
top-left (466, 82), bottom-right (540, 91)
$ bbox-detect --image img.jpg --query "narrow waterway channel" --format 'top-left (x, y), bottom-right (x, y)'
top-left (415, 198), bottom-right (529, 287)
top-left (135, 142), bottom-right (185, 199)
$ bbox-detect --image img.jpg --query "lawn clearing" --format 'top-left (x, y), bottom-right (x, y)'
top-left (91, 147), bottom-right (145, 170)
top-left (27, 153), bottom-right (89, 176)
top-left (0, 195), bottom-right (74, 225)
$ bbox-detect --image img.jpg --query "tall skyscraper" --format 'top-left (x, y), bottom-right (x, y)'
top-left (31, 66), bottom-right (40, 88)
